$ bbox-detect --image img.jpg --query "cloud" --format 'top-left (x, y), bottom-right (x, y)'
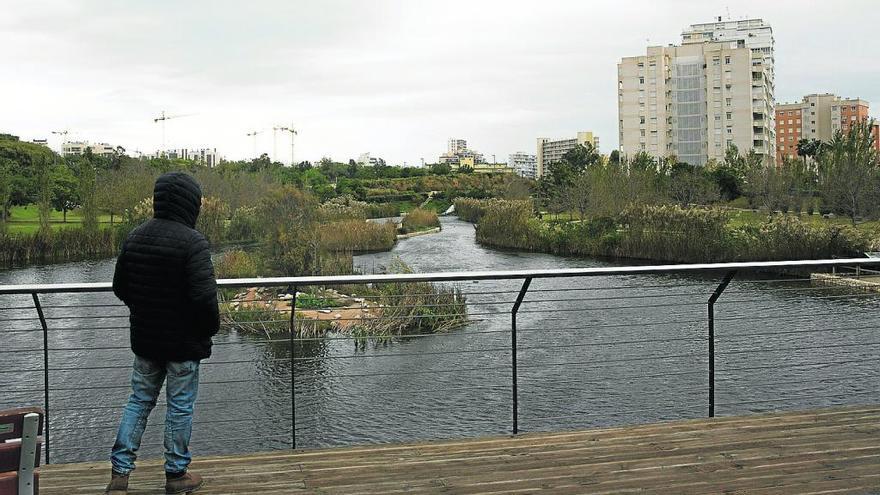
top-left (2, 0), bottom-right (879, 164)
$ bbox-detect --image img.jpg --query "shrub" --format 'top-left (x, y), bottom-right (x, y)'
top-left (618, 204), bottom-right (731, 262)
top-left (320, 220), bottom-right (397, 252)
top-left (736, 215), bottom-right (872, 260)
top-left (196, 196), bottom-right (229, 245)
top-left (227, 206), bottom-right (260, 241)
top-left (400, 208), bottom-right (439, 234)
top-left (474, 200), bottom-right (543, 251)
top-left (214, 249), bottom-right (262, 279)
top-left (0, 228), bottom-right (119, 267)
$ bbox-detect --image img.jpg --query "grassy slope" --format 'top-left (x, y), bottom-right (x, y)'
top-left (5, 206), bottom-right (115, 234)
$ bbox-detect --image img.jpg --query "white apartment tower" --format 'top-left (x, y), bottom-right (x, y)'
top-left (508, 152), bottom-right (538, 179)
top-left (536, 131), bottom-right (599, 178)
top-left (447, 138), bottom-right (468, 154)
top-left (618, 18), bottom-right (775, 166)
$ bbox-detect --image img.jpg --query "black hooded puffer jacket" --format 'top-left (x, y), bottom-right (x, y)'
top-left (112, 172), bottom-right (219, 362)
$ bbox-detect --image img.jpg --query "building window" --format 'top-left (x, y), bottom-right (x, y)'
top-left (640, 116), bottom-right (645, 124)
top-left (726, 112), bottom-right (732, 120)
top-left (724, 56), bottom-right (731, 64)
top-left (725, 98), bottom-right (732, 106)
top-left (639, 77), bottom-right (644, 84)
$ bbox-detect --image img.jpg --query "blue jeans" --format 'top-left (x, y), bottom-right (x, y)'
top-left (110, 356), bottom-right (200, 475)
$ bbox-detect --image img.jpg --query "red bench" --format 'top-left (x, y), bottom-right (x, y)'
top-left (0, 408), bottom-right (43, 495)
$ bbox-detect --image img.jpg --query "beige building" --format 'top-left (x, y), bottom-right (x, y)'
top-left (62, 141), bottom-right (117, 158)
top-left (776, 94), bottom-right (876, 164)
top-left (536, 131), bottom-right (598, 178)
top-left (439, 137), bottom-right (484, 166)
top-left (619, 18), bottom-right (775, 166)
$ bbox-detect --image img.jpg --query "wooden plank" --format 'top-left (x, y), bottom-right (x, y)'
top-left (39, 406), bottom-right (880, 495)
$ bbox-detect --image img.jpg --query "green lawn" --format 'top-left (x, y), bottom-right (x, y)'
top-left (725, 209), bottom-right (880, 231)
top-left (5, 206), bottom-right (116, 234)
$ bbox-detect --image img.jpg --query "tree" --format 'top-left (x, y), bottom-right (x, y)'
top-left (703, 158), bottom-right (741, 202)
top-left (818, 120), bottom-right (880, 223)
top-left (560, 172), bottom-right (592, 221)
top-left (50, 163), bottom-right (79, 222)
top-left (669, 163), bottom-right (719, 206)
top-left (628, 151), bottom-right (656, 172)
top-left (609, 149), bottom-right (621, 165)
top-left (0, 158), bottom-right (11, 229)
top-left (77, 149), bottom-right (99, 232)
top-left (560, 142), bottom-right (602, 171)
top-left (35, 156), bottom-right (52, 235)
top-left (796, 138), bottom-right (824, 170)
top-left (429, 163), bottom-right (452, 175)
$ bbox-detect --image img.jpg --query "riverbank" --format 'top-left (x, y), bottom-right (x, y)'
top-left (397, 226), bottom-right (441, 239)
top-left (456, 199), bottom-right (878, 264)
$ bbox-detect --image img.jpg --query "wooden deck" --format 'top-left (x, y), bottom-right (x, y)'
top-left (42, 406), bottom-right (880, 494)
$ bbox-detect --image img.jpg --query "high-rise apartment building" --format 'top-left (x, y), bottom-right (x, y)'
top-left (776, 94), bottom-right (879, 164)
top-left (508, 152), bottom-right (538, 179)
top-left (439, 138), bottom-right (484, 166)
top-left (164, 148), bottom-right (219, 167)
top-left (447, 139), bottom-right (468, 154)
top-left (619, 18), bottom-right (775, 166)
top-left (536, 131), bottom-right (598, 178)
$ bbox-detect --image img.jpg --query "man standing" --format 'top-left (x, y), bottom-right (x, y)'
top-left (106, 172), bottom-right (219, 495)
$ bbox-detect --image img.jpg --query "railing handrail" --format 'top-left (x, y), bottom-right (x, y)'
top-left (1, 258), bottom-right (878, 295)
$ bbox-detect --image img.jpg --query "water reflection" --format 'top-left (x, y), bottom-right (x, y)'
top-left (1, 217), bottom-right (878, 463)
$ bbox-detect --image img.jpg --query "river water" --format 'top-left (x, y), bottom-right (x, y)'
top-left (1, 217), bottom-right (879, 463)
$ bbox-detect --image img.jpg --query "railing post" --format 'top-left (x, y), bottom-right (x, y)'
top-left (511, 278), bottom-right (532, 435)
top-left (289, 285), bottom-right (298, 450)
top-left (707, 271), bottom-right (736, 418)
top-left (31, 293), bottom-right (50, 465)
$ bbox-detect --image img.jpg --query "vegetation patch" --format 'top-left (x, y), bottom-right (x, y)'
top-left (400, 208), bottom-right (440, 234)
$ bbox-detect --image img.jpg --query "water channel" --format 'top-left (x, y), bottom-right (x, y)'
top-left (2, 217), bottom-right (879, 463)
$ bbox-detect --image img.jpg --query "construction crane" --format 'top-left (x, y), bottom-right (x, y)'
top-left (274, 125), bottom-right (298, 166)
top-left (246, 130), bottom-right (262, 158)
top-left (50, 129), bottom-right (69, 153)
top-left (153, 111), bottom-right (193, 154)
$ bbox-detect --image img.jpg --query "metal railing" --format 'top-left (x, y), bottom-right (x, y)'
top-left (1, 258), bottom-right (880, 464)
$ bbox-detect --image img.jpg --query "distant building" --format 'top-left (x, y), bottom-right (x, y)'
top-left (162, 148), bottom-right (219, 167)
top-left (536, 132), bottom-right (598, 178)
top-left (448, 139), bottom-right (468, 154)
top-left (776, 94), bottom-right (880, 164)
top-left (508, 152), bottom-right (537, 179)
top-left (472, 162), bottom-right (515, 174)
top-left (62, 141), bottom-right (117, 158)
top-left (439, 138), bottom-right (484, 167)
top-left (619, 18), bottom-right (776, 166)
top-left (357, 152), bottom-right (384, 167)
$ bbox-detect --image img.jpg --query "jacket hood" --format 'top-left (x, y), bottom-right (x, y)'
top-left (152, 172), bottom-right (202, 228)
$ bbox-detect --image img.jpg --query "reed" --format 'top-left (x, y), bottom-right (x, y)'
top-left (320, 219), bottom-right (397, 252)
top-left (400, 208), bottom-right (440, 234)
top-left (0, 228), bottom-right (119, 267)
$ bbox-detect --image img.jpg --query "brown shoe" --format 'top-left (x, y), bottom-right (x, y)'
top-left (165, 471), bottom-right (204, 494)
top-left (105, 470), bottom-right (129, 495)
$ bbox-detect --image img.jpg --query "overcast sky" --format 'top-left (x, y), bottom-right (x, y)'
top-left (3, 0), bottom-right (879, 165)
